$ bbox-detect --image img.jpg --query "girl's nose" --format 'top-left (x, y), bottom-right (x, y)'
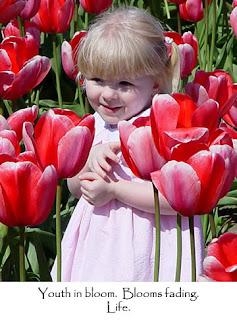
top-left (101, 85), bottom-right (119, 101)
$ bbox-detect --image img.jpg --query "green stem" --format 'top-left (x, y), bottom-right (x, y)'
top-left (85, 97), bottom-right (90, 114)
top-left (222, 0), bottom-right (229, 35)
top-left (176, 5), bottom-right (182, 34)
top-left (56, 178), bottom-right (63, 282)
top-left (19, 226), bottom-right (26, 282)
top-left (203, 0), bottom-right (209, 71)
top-left (17, 15), bottom-right (25, 37)
top-left (84, 12), bottom-right (89, 30)
top-left (74, 1), bottom-right (79, 33)
top-left (209, 211), bottom-right (216, 239)
top-left (175, 213), bottom-right (182, 282)
top-left (164, 0), bottom-right (171, 19)
top-left (201, 213), bottom-right (209, 244)
top-left (208, 0), bottom-right (216, 71)
top-left (189, 216), bottom-right (196, 282)
top-left (2, 100), bottom-right (13, 116)
top-left (153, 184), bottom-right (160, 282)
top-left (77, 83), bottom-right (86, 115)
top-left (52, 33), bottom-right (63, 109)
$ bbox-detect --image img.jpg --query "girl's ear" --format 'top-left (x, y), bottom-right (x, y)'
top-left (152, 81), bottom-right (160, 96)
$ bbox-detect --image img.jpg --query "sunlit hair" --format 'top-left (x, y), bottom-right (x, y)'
top-left (77, 6), bottom-right (180, 93)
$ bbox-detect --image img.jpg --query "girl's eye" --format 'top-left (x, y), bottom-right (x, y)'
top-left (92, 78), bottom-right (103, 83)
top-left (119, 81), bottom-right (133, 86)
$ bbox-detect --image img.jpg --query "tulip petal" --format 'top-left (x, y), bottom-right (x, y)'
top-left (7, 105), bottom-right (38, 142)
top-left (151, 94), bottom-right (180, 155)
top-left (151, 161), bottom-right (201, 216)
top-left (5, 56), bottom-right (51, 100)
top-left (0, 2), bottom-right (25, 23)
top-left (188, 150), bottom-right (226, 214)
top-left (191, 99), bottom-right (219, 137)
top-left (185, 82), bottom-right (209, 107)
top-left (0, 71), bottom-right (15, 97)
top-left (127, 126), bottom-right (166, 180)
top-left (61, 41), bottom-right (76, 80)
top-left (179, 43), bottom-right (195, 79)
top-left (34, 110), bottom-right (75, 169)
top-left (34, 165), bottom-right (57, 225)
top-left (118, 120), bottom-right (141, 178)
top-left (57, 126), bottom-right (93, 178)
top-left (203, 256), bottom-right (232, 281)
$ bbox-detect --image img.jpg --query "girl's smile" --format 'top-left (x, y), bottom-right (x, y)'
top-left (85, 75), bottom-right (159, 125)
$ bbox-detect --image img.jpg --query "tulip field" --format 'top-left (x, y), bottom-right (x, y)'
top-left (0, 0), bottom-right (237, 282)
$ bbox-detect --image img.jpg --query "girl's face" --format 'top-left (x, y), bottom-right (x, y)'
top-left (85, 75), bottom-right (159, 125)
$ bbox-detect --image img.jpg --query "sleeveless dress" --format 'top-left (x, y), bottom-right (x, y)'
top-left (51, 109), bottom-right (205, 281)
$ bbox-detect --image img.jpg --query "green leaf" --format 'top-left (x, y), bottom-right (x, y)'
top-left (217, 196), bottom-right (237, 207)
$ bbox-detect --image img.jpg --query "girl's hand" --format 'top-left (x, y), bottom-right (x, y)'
top-left (79, 171), bottom-right (116, 207)
top-left (87, 142), bottom-right (121, 178)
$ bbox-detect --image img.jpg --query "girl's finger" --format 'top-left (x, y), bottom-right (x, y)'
top-left (79, 171), bottom-right (99, 181)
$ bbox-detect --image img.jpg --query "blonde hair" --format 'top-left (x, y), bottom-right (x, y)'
top-left (77, 6), bottom-right (180, 93)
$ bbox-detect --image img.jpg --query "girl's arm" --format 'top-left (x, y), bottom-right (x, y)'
top-left (113, 179), bottom-right (176, 215)
top-left (79, 171), bottom-right (176, 215)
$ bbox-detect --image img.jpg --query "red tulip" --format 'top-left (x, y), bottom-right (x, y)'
top-left (151, 144), bottom-right (237, 217)
top-left (164, 31), bottom-right (198, 79)
top-left (179, 0), bottom-right (210, 22)
top-left (118, 116), bottom-right (166, 180)
top-left (7, 105), bottom-right (38, 142)
top-left (32, 0), bottom-right (74, 34)
top-left (0, 152), bottom-right (57, 227)
top-left (61, 31), bottom-right (87, 81)
top-left (0, 36), bottom-right (51, 100)
top-left (23, 109), bottom-right (95, 179)
top-left (79, 0), bottom-right (113, 14)
top-left (203, 232), bottom-right (237, 281)
top-left (20, 0), bottom-right (41, 20)
top-left (0, 0), bottom-right (25, 24)
top-left (185, 70), bottom-right (237, 126)
top-left (2, 20), bottom-right (41, 47)
top-left (150, 93), bottom-right (220, 160)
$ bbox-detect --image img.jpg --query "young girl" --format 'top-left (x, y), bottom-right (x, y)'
top-left (51, 6), bottom-right (204, 281)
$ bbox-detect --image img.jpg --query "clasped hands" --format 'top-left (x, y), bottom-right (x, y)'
top-left (79, 141), bottom-right (121, 207)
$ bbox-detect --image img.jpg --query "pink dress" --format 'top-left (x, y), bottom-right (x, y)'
top-left (51, 110), bottom-right (204, 281)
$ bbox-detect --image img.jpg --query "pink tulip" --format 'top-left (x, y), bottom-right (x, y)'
top-left (20, 0), bottom-right (41, 20)
top-left (151, 144), bottom-right (237, 217)
top-left (164, 31), bottom-right (198, 79)
top-left (2, 20), bottom-right (41, 47)
top-left (0, 36), bottom-right (51, 100)
top-left (203, 233), bottom-right (237, 281)
top-left (0, 152), bottom-right (57, 227)
top-left (61, 31), bottom-right (87, 81)
top-left (32, 0), bottom-right (75, 34)
top-left (179, 0), bottom-right (210, 22)
top-left (0, 106), bottom-right (38, 158)
top-left (118, 117), bottom-right (166, 180)
top-left (0, 0), bottom-right (25, 24)
top-left (185, 70), bottom-right (237, 126)
top-left (23, 109), bottom-right (95, 179)
top-left (230, 6), bottom-right (237, 39)
top-left (167, 0), bottom-right (186, 4)
top-left (0, 126), bottom-right (20, 157)
top-left (79, 0), bottom-right (113, 14)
